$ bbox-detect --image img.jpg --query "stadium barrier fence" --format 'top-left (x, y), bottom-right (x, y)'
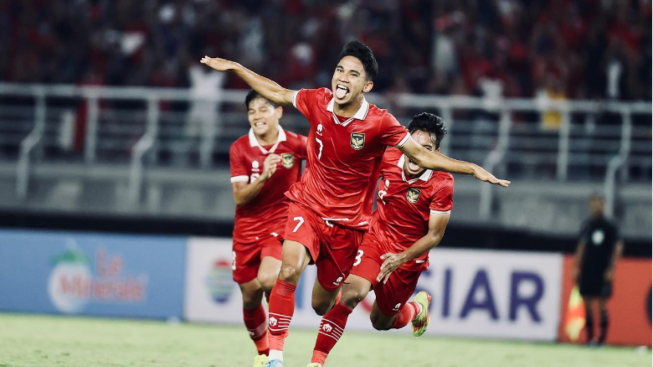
top-left (0, 83), bottom-right (650, 219)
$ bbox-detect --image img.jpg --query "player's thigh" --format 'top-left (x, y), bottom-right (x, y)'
top-left (583, 296), bottom-right (598, 312)
top-left (258, 256), bottom-right (282, 292)
top-left (278, 240), bottom-right (312, 284)
top-left (598, 297), bottom-right (610, 312)
top-left (238, 278), bottom-right (264, 309)
top-left (281, 203), bottom-right (321, 283)
top-left (370, 300), bottom-right (396, 330)
top-left (257, 235), bottom-right (284, 291)
top-left (339, 274), bottom-right (373, 309)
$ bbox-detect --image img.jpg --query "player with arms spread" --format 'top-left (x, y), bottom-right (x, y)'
top-left (202, 41), bottom-right (510, 367)
top-left (308, 112), bottom-right (453, 367)
top-left (229, 91), bottom-right (307, 367)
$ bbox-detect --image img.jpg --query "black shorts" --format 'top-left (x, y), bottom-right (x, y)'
top-left (579, 274), bottom-right (612, 298)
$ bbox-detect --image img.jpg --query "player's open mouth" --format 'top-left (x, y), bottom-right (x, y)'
top-left (254, 122), bottom-right (266, 127)
top-left (335, 84), bottom-right (349, 99)
top-left (408, 158), bottom-right (420, 172)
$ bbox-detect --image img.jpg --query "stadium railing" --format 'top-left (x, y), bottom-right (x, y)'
top-left (0, 83), bottom-right (649, 218)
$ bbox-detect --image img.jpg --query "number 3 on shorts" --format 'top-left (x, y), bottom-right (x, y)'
top-left (292, 216), bottom-right (305, 233)
top-left (353, 250), bottom-right (364, 266)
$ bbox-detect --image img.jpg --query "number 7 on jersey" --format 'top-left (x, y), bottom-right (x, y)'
top-left (292, 216), bottom-right (305, 233)
top-left (315, 137), bottom-right (323, 160)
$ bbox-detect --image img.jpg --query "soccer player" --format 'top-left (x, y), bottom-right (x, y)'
top-left (202, 41), bottom-right (510, 367)
top-left (572, 194), bottom-right (624, 346)
top-left (229, 90), bottom-right (307, 367)
top-left (308, 112), bottom-right (452, 366)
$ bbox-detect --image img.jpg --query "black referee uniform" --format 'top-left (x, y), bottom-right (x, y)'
top-left (578, 216), bottom-right (620, 298)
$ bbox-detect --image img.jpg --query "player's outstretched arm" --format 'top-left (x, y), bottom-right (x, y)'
top-left (399, 138), bottom-right (510, 187)
top-left (377, 213), bottom-right (450, 284)
top-left (200, 56), bottom-right (295, 106)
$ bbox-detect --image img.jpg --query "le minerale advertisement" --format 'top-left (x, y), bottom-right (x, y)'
top-left (0, 230), bottom-right (186, 319)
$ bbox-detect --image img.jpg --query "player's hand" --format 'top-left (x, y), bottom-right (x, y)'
top-left (473, 165), bottom-right (510, 187)
top-left (604, 269), bottom-right (614, 282)
top-left (571, 267), bottom-right (579, 283)
top-left (377, 252), bottom-right (408, 284)
top-left (200, 56), bottom-right (237, 72)
top-left (262, 154), bottom-right (281, 180)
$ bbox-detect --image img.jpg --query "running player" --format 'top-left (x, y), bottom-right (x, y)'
top-left (308, 112), bottom-right (452, 367)
top-left (202, 40), bottom-right (510, 367)
top-left (229, 90), bottom-right (307, 367)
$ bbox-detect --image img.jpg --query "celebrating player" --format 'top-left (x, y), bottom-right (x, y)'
top-left (229, 90), bottom-right (307, 367)
top-left (308, 112), bottom-right (452, 366)
top-left (202, 40), bottom-right (510, 367)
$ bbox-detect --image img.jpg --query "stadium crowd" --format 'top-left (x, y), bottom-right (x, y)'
top-left (1, 0), bottom-right (650, 101)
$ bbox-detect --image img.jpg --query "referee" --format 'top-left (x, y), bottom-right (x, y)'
top-left (572, 194), bottom-right (624, 346)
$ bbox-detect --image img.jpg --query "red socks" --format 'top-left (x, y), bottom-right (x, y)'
top-left (243, 305), bottom-right (269, 355)
top-left (268, 279), bottom-right (297, 352)
top-left (311, 302), bottom-right (353, 365)
top-left (391, 301), bottom-right (420, 329)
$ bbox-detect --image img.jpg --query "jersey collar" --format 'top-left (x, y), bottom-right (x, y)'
top-left (326, 97), bottom-right (370, 127)
top-left (248, 125), bottom-right (287, 154)
top-left (396, 154), bottom-right (433, 183)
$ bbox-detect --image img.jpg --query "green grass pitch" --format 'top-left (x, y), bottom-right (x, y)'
top-left (0, 313), bottom-right (649, 367)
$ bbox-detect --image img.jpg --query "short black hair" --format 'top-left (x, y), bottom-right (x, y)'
top-left (245, 90), bottom-right (278, 109)
top-left (338, 41), bottom-right (378, 81)
top-left (407, 112), bottom-right (448, 149)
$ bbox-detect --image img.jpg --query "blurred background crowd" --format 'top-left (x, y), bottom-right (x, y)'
top-left (1, 0), bottom-right (651, 101)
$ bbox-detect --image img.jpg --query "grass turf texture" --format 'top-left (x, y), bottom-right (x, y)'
top-left (0, 314), bottom-right (649, 367)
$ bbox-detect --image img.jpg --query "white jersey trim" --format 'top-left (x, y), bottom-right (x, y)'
top-left (396, 154), bottom-right (433, 183)
top-left (248, 125), bottom-right (287, 154)
top-left (395, 133), bottom-right (410, 148)
top-left (325, 97), bottom-right (370, 127)
top-left (430, 210), bottom-right (451, 215)
top-left (230, 176), bottom-right (249, 183)
top-left (292, 90), bottom-right (299, 109)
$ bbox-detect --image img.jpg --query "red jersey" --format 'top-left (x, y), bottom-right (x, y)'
top-left (286, 88), bottom-right (409, 230)
top-left (230, 126), bottom-right (308, 244)
top-left (370, 148), bottom-right (454, 271)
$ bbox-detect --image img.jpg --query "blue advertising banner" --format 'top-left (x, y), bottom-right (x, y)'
top-left (0, 229), bottom-right (186, 319)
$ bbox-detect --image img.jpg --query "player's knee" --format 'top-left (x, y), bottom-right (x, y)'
top-left (340, 288), bottom-right (363, 310)
top-left (370, 315), bottom-right (392, 331)
top-left (278, 264), bottom-right (302, 284)
top-left (257, 273), bottom-right (277, 293)
top-left (370, 312), bottom-right (393, 331)
top-left (312, 299), bottom-right (332, 316)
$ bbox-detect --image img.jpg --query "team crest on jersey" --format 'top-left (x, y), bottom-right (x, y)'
top-left (350, 132), bottom-right (365, 150)
top-left (281, 153), bottom-right (294, 168)
top-left (407, 188), bottom-right (421, 203)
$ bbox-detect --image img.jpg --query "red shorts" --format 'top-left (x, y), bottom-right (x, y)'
top-left (351, 232), bottom-right (422, 316)
top-left (232, 233), bottom-right (283, 284)
top-left (284, 202), bottom-right (364, 292)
